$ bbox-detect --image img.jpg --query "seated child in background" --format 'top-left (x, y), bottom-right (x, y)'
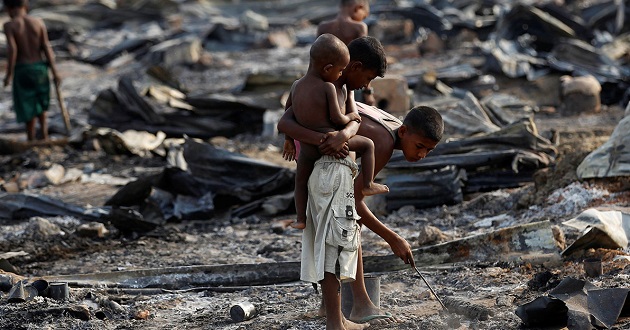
top-left (283, 33), bottom-right (388, 230)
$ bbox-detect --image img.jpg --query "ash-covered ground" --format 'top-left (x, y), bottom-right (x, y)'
top-left (1, 2), bottom-right (630, 329)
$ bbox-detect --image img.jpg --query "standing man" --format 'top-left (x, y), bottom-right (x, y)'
top-left (3, 0), bottom-right (61, 141)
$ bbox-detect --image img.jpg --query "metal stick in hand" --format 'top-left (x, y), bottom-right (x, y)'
top-left (412, 264), bottom-right (449, 312)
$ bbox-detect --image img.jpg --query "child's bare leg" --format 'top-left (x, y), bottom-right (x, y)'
top-left (321, 272), bottom-right (368, 330)
top-left (292, 145), bottom-right (319, 229)
top-left (26, 118), bottom-right (37, 141)
top-left (38, 113), bottom-right (48, 140)
top-left (347, 136), bottom-right (389, 196)
top-left (292, 153), bottom-right (313, 229)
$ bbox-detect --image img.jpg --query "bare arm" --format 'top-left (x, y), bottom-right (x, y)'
top-left (355, 173), bottom-right (415, 266)
top-left (278, 107), bottom-right (351, 158)
top-left (39, 20), bottom-right (60, 86)
top-left (278, 106), bottom-right (328, 147)
top-left (317, 90), bottom-right (361, 156)
top-left (4, 23), bottom-right (16, 87)
top-left (355, 185), bottom-right (414, 265)
top-left (326, 82), bottom-right (360, 126)
top-left (353, 112), bottom-right (414, 265)
top-left (282, 89), bottom-right (297, 161)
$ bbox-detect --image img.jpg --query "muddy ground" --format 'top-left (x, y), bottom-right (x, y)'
top-left (1, 26), bottom-right (630, 330)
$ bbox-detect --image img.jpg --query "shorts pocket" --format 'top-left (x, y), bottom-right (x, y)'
top-left (326, 204), bottom-right (360, 251)
top-left (317, 163), bottom-right (340, 196)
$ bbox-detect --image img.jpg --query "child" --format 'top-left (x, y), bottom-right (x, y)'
top-left (317, 0), bottom-right (376, 106)
top-left (3, 0), bottom-right (60, 141)
top-left (279, 103), bottom-right (444, 328)
top-left (316, 0), bottom-right (370, 45)
top-left (279, 35), bottom-right (390, 330)
top-left (283, 33), bottom-right (388, 230)
top-left (278, 37), bottom-right (444, 330)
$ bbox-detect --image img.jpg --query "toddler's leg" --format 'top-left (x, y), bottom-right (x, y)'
top-left (292, 154), bottom-right (314, 229)
top-left (347, 136), bottom-right (389, 196)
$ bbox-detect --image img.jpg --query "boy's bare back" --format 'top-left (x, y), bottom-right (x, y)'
top-left (317, 17), bottom-right (367, 45)
top-left (4, 15), bottom-right (47, 63)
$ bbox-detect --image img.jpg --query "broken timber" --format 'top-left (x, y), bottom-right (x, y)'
top-left (44, 221), bottom-right (557, 289)
top-left (44, 262), bottom-right (302, 290)
top-left (0, 137), bottom-right (69, 155)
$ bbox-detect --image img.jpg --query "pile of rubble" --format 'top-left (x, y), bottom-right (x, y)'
top-left (1, 0), bottom-right (630, 329)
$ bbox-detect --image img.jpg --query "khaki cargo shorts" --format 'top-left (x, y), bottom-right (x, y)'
top-left (300, 155), bottom-right (361, 283)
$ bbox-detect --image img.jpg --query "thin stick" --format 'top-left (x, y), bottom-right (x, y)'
top-left (413, 265), bottom-right (449, 312)
top-left (54, 84), bottom-right (72, 135)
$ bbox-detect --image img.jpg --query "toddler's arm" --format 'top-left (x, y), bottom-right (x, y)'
top-left (326, 82), bottom-right (358, 126)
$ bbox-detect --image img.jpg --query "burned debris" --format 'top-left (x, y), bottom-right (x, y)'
top-left (1, 0), bottom-right (630, 329)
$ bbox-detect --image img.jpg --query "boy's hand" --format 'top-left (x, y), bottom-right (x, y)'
top-left (347, 112), bottom-right (361, 122)
top-left (389, 234), bottom-right (414, 266)
top-left (53, 75), bottom-right (62, 87)
top-left (282, 139), bottom-right (297, 162)
top-left (3, 76), bottom-right (10, 87)
top-left (319, 131), bottom-right (349, 158)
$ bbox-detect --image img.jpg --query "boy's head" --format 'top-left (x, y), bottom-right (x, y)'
top-left (342, 36), bottom-right (386, 90)
top-left (398, 106), bottom-right (444, 162)
top-left (341, 0), bottom-right (370, 22)
top-left (310, 33), bottom-right (350, 83)
top-left (3, 0), bottom-right (27, 9)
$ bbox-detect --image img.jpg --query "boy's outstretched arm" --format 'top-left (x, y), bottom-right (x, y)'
top-left (355, 179), bottom-right (414, 265)
top-left (3, 24), bottom-right (16, 87)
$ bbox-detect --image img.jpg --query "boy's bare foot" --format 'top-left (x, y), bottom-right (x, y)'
top-left (349, 309), bottom-right (400, 326)
top-left (290, 220), bottom-right (306, 230)
top-left (343, 318), bottom-right (369, 329)
top-left (362, 182), bottom-right (389, 196)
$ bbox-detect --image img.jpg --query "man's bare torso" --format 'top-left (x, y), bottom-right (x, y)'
top-left (4, 15), bottom-right (46, 63)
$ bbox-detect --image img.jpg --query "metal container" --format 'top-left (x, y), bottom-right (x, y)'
top-left (230, 301), bottom-right (257, 322)
top-left (341, 275), bottom-right (380, 318)
top-left (48, 282), bottom-right (70, 301)
top-left (7, 281), bottom-right (26, 303)
top-left (31, 279), bottom-right (49, 296)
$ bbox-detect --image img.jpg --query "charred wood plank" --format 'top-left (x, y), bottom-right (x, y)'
top-left (45, 262), bottom-right (301, 289)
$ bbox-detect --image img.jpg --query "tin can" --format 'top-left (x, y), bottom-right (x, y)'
top-left (230, 301), bottom-right (257, 322)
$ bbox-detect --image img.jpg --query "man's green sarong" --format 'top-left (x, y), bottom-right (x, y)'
top-left (12, 61), bottom-right (50, 123)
